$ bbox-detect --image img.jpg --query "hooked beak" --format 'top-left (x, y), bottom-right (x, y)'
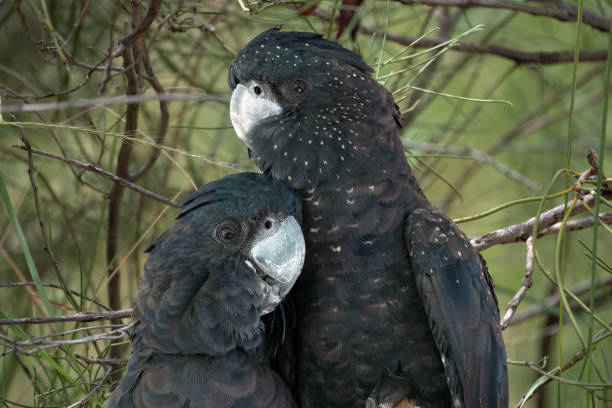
top-left (249, 216), bottom-right (305, 314)
top-left (230, 82), bottom-right (282, 148)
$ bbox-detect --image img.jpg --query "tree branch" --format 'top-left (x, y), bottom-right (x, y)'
top-left (126, 41), bottom-right (169, 181)
top-left (13, 145), bottom-right (179, 208)
top-left (393, 0), bottom-right (610, 32)
top-left (0, 282), bottom-right (111, 311)
top-left (19, 134), bottom-right (80, 310)
top-left (471, 192), bottom-right (611, 251)
top-left (501, 237), bottom-right (534, 329)
top-left (0, 309), bottom-right (132, 325)
top-left (358, 23), bottom-right (607, 64)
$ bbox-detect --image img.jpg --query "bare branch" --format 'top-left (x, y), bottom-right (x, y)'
top-left (13, 145), bottom-right (179, 208)
top-left (19, 133), bottom-right (79, 310)
top-left (538, 212), bottom-right (612, 235)
top-left (126, 42), bottom-right (170, 182)
top-left (0, 322), bottom-right (134, 355)
top-left (394, 0), bottom-right (610, 32)
top-left (358, 23), bottom-right (607, 64)
top-left (312, 7), bottom-right (608, 64)
top-left (471, 191), bottom-right (611, 251)
top-left (501, 237), bottom-right (534, 329)
top-left (0, 282), bottom-right (111, 311)
top-left (513, 329), bottom-right (612, 406)
top-left (0, 93), bottom-right (230, 113)
top-left (0, 309), bottom-right (132, 326)
top-left (117, 0), bottom-right (163, 50)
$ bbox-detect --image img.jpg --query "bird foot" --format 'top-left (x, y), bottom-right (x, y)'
top-left (392, 398), bottom-right (421, 408)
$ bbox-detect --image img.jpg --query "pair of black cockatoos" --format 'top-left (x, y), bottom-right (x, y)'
top-left (228, 28), bottom-right (508, 408)
top-left (107, 173), bottom-right (305, 407)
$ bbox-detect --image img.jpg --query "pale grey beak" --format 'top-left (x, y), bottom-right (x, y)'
top-left (249, 216), bottom-right (305, 314)
top-left (230, 82), bottom-right (282, 148)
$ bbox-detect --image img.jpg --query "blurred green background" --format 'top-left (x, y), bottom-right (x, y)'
top-left (0, 0), bottom-right (610, 406)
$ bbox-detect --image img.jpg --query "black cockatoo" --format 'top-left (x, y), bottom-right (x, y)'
top-left (106, 173), bottom-right (305, 408)
top-left (228, 28), bottom-right (508, 408)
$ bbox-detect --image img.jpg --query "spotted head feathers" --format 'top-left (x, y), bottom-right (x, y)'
top-left (229, 28), bottom-right (403, 191)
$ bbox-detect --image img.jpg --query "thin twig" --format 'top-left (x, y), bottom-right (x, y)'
top-left (501, 236), bottom-right (534, 329)
top-left (60, 0), bottom-right (91, 52)
top-left (470, 190), bottom-right (609, 250)
top-left (126, 42), bottom-right (170, 181)
top-left (27, 324), bottom-right (127, 342)
top-left (0, 93), bottom-right (230, 113)
top-left (19, 133), bottom-right (80, 310)
top-left (510, 275), bottom-right (612, 325)
top-left (311, 8), bottom-right (607, 64)
top-left (403, 139), bottom-right (539, 189)
top-left (0, 282), bottom-right (110, 311)
top-left (66, 367), bottom-right (112, 408)
top-left (0, 327), bottom-right (42, 395)
top-left (74, 353), bottom-right (129, 366)
top-left (13, 145), bottom-right (179, 208)
top-left (361, 26), bottom-right (607, 63)
top-left (538, 212), bottom-right (612, 236)
top-left (0, 309), bottom-right (132, 325)
top-left (394, 0), bottom-right (610, 32)
top-left (514, 329), bottom-right (612, 406)
top-left (0, 322), bottom-right (133, 355)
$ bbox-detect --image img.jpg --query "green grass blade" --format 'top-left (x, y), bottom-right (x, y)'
top-left (583, 17), bottom-right (612, 392)
top-left (0, 308), bottom-right (91, 398)
top-left (560, 1), bottom-right (585, 402)
top-left (0, 174), bottom-right (53, 314)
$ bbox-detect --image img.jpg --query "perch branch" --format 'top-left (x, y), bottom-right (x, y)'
top-left (471, 191), bottom-right (611, 251)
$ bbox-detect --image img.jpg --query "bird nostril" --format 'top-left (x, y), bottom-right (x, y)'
top-left (253, 85), bottom-right (262, 96)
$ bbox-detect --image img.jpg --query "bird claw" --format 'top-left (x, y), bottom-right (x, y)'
top-left (367, 397), bottom-right (421, 408)
top-left (366, 396), bottom-right (392, 408)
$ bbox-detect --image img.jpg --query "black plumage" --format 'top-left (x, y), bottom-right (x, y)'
top-left (228, 28), bottom-right (508, 408)
top-left (106, 173), bottom-right (303, 408)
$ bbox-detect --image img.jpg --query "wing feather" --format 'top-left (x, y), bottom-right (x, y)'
top-left (405, 207), bottom-right (508, 408)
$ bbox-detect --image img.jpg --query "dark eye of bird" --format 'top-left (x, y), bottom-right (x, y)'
top-left (253, 85), bottom-right (262, 96)
top-left (292, 79), bottom-right (305, 93)
top-left (215, 220), bottom-right (241, 244)
top-left (264, 219), bottom-right (273, 229)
